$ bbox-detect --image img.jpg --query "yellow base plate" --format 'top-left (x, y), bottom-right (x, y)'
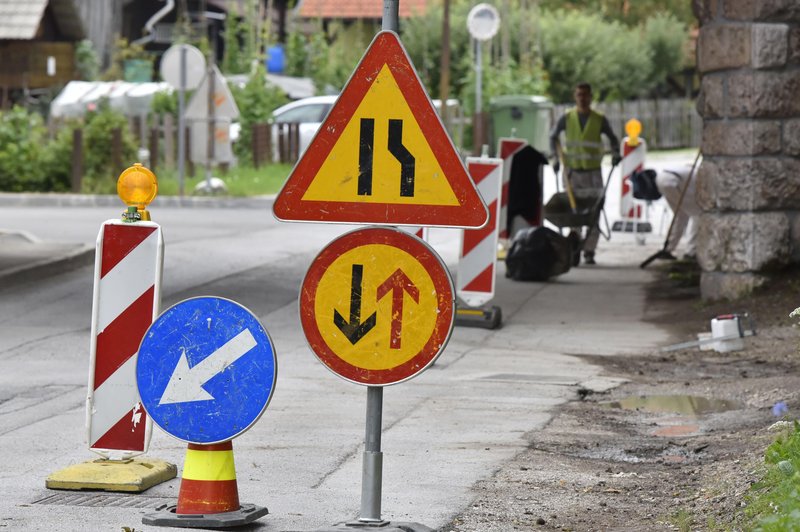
top-left (46, 458), bottom-right (177, 492)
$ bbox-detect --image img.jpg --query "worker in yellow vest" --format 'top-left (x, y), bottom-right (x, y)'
top-left (550, 82), bottom-right (621, 265)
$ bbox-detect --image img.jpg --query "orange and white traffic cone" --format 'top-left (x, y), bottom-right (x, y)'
top-left (142, 441), bottom-right (267, 528)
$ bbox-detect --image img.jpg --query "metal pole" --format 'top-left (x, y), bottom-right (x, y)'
top-left (359, 386), bottom-right (384, 523)
top-left (382, 0), bottom-right (399, 31)
top-left (177, 45), bottom-right (186, 197)
top-left (357, 2), bottom-right (397, 524)
top-left (205, 63), bottom-right (214, 189)
top-left (475, 38), bottom-right (482, 116)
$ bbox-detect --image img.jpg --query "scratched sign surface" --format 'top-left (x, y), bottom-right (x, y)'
top-left (300, 227), bottom-right (454, 386)
top-left (136, 297), bottom-right (276, 444)
top-left (272, 30), bottom-right (487, 229)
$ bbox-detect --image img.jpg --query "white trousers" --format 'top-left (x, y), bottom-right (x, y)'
top-left (655, 169), bottom-right (699, 255)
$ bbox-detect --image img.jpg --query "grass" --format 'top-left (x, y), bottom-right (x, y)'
top-left (742, 421), bottom-right (800, 530)
top-left (152, 163), bottom-right (294, 197)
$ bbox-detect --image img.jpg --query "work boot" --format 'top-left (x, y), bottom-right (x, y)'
top-left (583, 251), bottom-right (596, 265)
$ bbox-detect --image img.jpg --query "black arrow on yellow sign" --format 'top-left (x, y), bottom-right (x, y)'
top-left (334, 264), bottom-right (377, 344)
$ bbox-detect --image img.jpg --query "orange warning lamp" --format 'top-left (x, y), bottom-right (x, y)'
top-left (625, 118), bottom-right (642, 147)
top-left (117, 163), bottom-right (158, 222)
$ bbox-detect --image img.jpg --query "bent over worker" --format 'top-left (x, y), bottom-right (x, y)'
top-left (655, 164), bottom-right (699, 262)
top-left (549, 82), bottom-right (621, 265)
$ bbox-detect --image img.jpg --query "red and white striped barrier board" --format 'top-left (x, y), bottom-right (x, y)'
top-left (401, 226), bottom-right (427, 240)
top-left (87, 220), bottom-right (163, 458)
top-left (458, 157), bottom-right (503, 307)
top-left (619, 138), bottom-right (647, 220)
top-left (496, 137), bottom-right (528, 241)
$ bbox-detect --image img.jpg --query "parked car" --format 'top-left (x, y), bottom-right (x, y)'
top-left (271, 95), bottom-right (337, 160)
top-left (269, 95), bottom-right (464, 160)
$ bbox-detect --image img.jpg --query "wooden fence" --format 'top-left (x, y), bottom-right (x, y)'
top-left (66, 97), bottom-right (700, 190)
top-left (552, 98), bottom-right (701, 150)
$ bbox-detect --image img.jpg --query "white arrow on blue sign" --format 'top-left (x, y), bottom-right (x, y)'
top-left (136, 297), bottom-right (277, 444)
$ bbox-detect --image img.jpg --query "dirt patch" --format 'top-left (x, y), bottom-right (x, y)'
top-left (443, 262), bottom-right (800, 531)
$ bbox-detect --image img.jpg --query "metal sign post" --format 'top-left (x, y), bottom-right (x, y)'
top-left (206, 62), bottom-right (216, 191)
top-left (300, 227), bottom-right (454, 531)
top-left (467, 4), bottom-right (501, 150)
top-left (178, 46), bottom-right (186, 196)
top-left (160, 44), bottom-right (206, 197)
top-left (359, 386), bottom-right (384, 524)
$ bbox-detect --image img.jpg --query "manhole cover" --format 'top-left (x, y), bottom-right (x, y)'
top-left (32, 492), bottom-right (173, 509)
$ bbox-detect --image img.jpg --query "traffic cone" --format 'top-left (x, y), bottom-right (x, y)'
top-left (177, 441), bottom-right (240, 514)
top-left (142, 440), bottom-right (268, 528)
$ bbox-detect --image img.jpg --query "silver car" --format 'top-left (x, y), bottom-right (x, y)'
top-left (270, 95), bottom-right (464, 160)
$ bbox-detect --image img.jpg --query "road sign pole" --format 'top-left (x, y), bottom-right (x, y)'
top-left (178, 46), bottom-right (186, 197)
top-left (366, 6), bottom-right (394, 520)
top-left (206, 63), bottom-right (215, 190)
top-left (358, 386), bottom-right (385, 523)
top-left (382, 0), bottom-right (399, 31)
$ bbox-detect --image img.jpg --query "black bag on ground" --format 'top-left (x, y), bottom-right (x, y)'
top-left (505, 227), bottom-right (572, 282)
top-left (631, 168), bottom-right (661, 200)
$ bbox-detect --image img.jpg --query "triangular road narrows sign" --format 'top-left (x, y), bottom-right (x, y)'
top-left (273, 31), bottom-right (488, 229)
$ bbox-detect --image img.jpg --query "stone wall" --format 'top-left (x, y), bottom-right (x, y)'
top-left (693, 0), bottom-right (800, 300)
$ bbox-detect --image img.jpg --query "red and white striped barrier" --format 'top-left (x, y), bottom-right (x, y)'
top-left (619, 137), bottom-right (647, 220)
top-left (496, 137), bottom-right (528, 241)
top-left (87, 220), bottom-right (163, 458)
top-left (458, 157), bottom-right (503, 308)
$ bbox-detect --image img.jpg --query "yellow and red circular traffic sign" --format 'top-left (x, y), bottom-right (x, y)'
top-left (300, 227), bottom-right (454, 386)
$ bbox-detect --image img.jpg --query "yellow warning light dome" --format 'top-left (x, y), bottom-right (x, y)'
top-left (117, 163), bottom-right (158, 209)
top-left (625, 118), bottom-right (642, 146)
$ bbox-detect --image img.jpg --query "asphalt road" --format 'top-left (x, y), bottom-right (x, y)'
top-left (0, 154), bottom-right (689, 531)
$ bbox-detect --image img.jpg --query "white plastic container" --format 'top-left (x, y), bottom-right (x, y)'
top-left (697, 332), bottom-right (715, 351)
top-left (711, 315), bottom-right (744, 353)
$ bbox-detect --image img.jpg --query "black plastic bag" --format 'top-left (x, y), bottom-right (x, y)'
top-left (631, 169), bottom-right (661, 200)
top-left (505, 227), bottom-right (572, 282)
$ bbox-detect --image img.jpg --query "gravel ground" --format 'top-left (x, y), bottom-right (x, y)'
top-left (442, 260), bottom-right (800, 531)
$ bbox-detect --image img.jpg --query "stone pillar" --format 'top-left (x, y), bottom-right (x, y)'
top-left (694, 0), bottom-right (800, 300)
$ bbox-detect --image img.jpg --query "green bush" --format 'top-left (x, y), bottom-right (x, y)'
top-left (151, 89), bottom-right (178, 118)
top-left (230, 64), bottom-right (288, 165)
top-left (0, 106), bottom-right (51, 192)
top-left (80, 100), bottom-right (137, 193)
top-left (39, 122), bottom-right (78, 192)
top-left (743, 421), bottom-right (800, 530)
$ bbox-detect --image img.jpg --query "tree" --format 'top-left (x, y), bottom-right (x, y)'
top-left (643, 13), bottom-right (689, 93)
top-left (539, 10), bottom-right (652, 102)
top-left (230, 63), bottom-right (288, 164)
top-left (537, 0), bottom-right (695, 28)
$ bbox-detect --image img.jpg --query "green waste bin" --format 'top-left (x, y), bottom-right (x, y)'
top-left (489, 95), bottom-right (553, 157)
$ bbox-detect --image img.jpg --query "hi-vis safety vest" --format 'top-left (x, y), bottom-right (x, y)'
top-left (565, 109), bottom-right (604, 171)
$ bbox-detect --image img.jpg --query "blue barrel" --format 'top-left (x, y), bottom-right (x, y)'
top-left (266, 45), bottom-right (285, 74)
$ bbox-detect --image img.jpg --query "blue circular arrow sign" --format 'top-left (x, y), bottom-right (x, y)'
top-left (136, 297), bottom-right (277, 444)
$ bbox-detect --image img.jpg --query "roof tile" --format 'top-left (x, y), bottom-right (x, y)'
top-left (298, 0), bottom-right (430, 19)
top-left (0, 0), bottom-right (47, 40)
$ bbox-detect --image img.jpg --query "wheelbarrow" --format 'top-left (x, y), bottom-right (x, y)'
top-left (543, 164), bottom-right (616, 264)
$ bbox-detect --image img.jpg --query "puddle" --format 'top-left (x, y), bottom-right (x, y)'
top-left (600, 395), bottom-right (740, 416)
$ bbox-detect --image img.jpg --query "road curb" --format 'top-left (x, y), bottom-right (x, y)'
top-left (0, 193), bottom-right (276, 209)
top-left (0, 244), bottom-right (95, 286)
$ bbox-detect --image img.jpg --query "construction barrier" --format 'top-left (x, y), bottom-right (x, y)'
top-left (613, 119), bottom-right (651, 239)
top-left (47, 164), bottom-right (176, 492)
top-left (456, 157), bottom-right (503, 329)
top-left (87, 219), bottom-right (162, 455)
